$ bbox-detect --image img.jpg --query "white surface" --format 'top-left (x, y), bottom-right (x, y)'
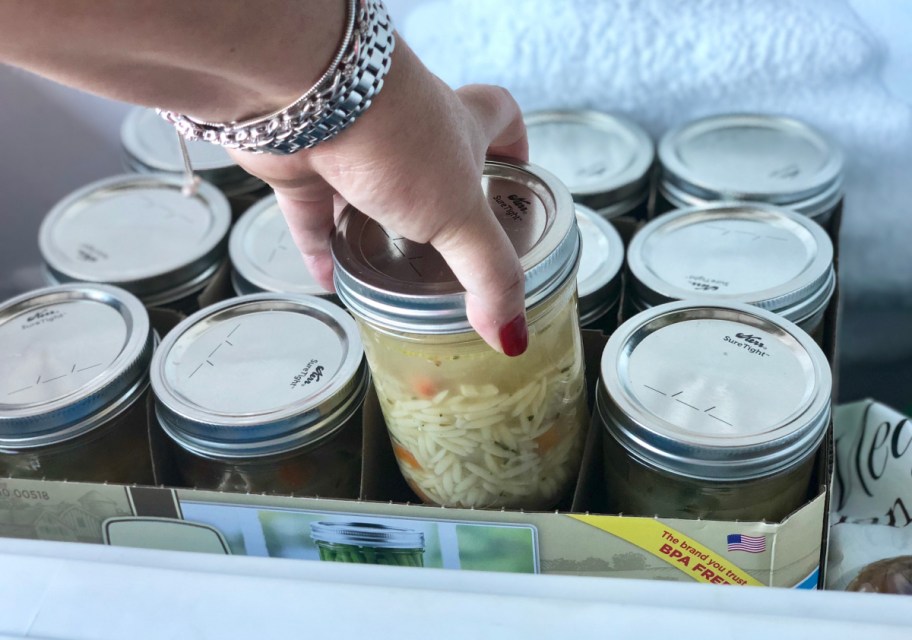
top-left (0, 537), bottom-right (910, 640)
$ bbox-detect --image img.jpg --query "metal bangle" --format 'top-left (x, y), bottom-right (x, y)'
top-left (158, 0), bottom-right (395, 155)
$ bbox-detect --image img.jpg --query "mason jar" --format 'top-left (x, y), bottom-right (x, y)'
top-left (0, 284), bottom-right (156, 484)
top-left (121, 106), bottom-right (271, 216)
top-left (332, 159), bottom-right (588, 510)
top-left (656, 113), bottom-right (844, 227)
top-left (597, 301), bottom-right (831, 522)
top-left (575, 204), bottom-right (624, 333)
top-left (39, 174), bottom-right (232, 315)
top-left (229, 194), bottom-right (336, 301)
top-left (150, 294), bottom-right (368, 497)
top-left (310, 522), bottom-right (425, 567)
top-left (526, 110), bottom-right (654, 220)
top-left (626, 202), bottom-right (835, 340)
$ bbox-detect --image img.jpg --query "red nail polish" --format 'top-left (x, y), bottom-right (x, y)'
top-left (499, 313), bottom-right (528, 357)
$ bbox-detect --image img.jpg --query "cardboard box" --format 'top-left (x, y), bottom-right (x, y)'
top-left (0, 209), bottom-right (841, 588)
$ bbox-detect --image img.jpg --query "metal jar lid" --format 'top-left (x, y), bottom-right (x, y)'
top-left (598, 301), bottom-right (831, 482)
top-left (0, 284), bottom-right (154, 448)
top-left (39, 174), bottom-right (231, 307)
top-left (151, 294), bottom-right (369, 458)
top-left (658, 113), bottom-right (844, 219)
top-left (310, 521), bottom-right (425, 549)
top-left (331, 158), bottom-right (580, 334)
top-left (229, 194), bottom-right (329, 296)
top-left (121, 107), bottom-right (264, 196)
top-left (526, 110), bottom-right (654, 216)
top-left (627, 202), bottom-right (835, 323)
top-left (575, 204), bottom-right (624, 325)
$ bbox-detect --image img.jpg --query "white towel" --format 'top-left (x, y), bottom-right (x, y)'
top-left (404, 0), bottom-right (912, 362)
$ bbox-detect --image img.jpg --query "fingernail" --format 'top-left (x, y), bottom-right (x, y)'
top-left (498, 313), bottom-right (528, 357)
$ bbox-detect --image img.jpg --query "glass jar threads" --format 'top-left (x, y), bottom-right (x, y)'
top-left (332, 159), bottom-right (588, 510)
top-left (575, 204), bottom-right (624, 333)
top-left (121, 107), bottom-right (270, 216)
top-left (597, 301), bottom-right (832, 522)
top-left (656, 113), bottom-right (844, 226)
top-left (526, 110), bottom-right (654, 220)
top-left (229, 194), bottom-right (334, 298)
top-left (150, 294), bottom-right (368, 497)
top-left (310, 522), bottom-right (425, 567)
top-left (39, 174), bottom-right (231, 314)
top-left (626, 203), bottom-right (835, 338)
top-left (0, 284), bottom-right (156, 484)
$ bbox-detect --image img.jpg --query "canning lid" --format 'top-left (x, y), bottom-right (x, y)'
top-left (121, 107), bottom-right (264, 196)
top-left (310, 521), bottom-right (425, 549)
top-left (598, 301), bottom-right (831, 481)
top-left (229, 194), bottom-right (329, 296)
top-left (151, 294), bottom-right (368, 458)
top-left (39, 174), bottom-right (231, 306)
top-left (575, 204), bottom-right (624, 325)
top-left (658, 113), bottom-right (844, 219)
top-left (525, 110), bottom-right (654, 216)
top-left (0, 284), bottom-right (154, 448)
top-left (332, 158), bottom-right (580, 334)
top-left (627, 203), bottom-right (835, 323)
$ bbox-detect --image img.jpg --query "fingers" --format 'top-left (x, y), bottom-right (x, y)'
top-left (273, 189), bottom-right (337, 292)
top-left (456, 84), bottom-right (529, 161)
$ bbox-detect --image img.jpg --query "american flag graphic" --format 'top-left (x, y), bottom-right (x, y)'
top-left (727, 534), bottom-right (766, 553)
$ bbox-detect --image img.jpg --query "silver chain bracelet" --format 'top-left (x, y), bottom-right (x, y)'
top-left (159, 0), bottom-right (395, 155)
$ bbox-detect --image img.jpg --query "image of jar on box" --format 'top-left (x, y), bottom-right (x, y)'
top-left (575, 204), bottom-right (624, 334)
top-left (0, 284), bottom-right (156, 484)
top-left (310, 522), bottom-right (425, 567)
top-left (332, 159), bottom-right (589, 511)
top-left (526, 110), bottom-right (654, 221)
top-left (597, 301), bottom-right (832, 522)
top-left (150, 294), bottom-right (368, 497)
top-left (655, 113), bottom-right (844, 227)
top-left (121, 107), bottom-right (272, 217)
top-left (229, 194), bottom-right (336, 302)
top-left (39, 174), bottom-right (231, 315)
top-left (625, 202), bottom-right (836, 340)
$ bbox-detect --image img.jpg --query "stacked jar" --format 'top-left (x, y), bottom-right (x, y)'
top-left (332, 159), bottom-right (589, 510)
top-left (121, 107), bottom-right (271, 217)
top-left (526, 110), bottom-right (654, 221)
top-left (150, 294), bottom-right (368, 497)
top-left (655, 113), bottom-right (844, 227)
top-left (596, 301), bottom-right (832, 522)
top-left (0, 284), bottom-right (156, 484)
top-left (39, 174), bottom-right (231, 314)
top-left (625, 202), bottom-right (836, 340)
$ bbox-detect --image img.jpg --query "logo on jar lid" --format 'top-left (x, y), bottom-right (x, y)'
top-left (21, 308), bottom-right (66, 330)
top-left (493, 194), bottom-right (532, 222)
top-left (723, 332), bottom-right (770, 358)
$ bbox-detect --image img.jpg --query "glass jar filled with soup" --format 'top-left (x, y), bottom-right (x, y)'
top-left (0, 284), bottom-right (156, 484)
top-left (150, 294), bottom-right (368, 497)
top-left (655, 113), bottom-right (844, 227)
top-left (332, 159), bottom-right (588, 510)
top-left (526, 110), bottom-right (654, 221)
top-left (597, 301), bottom-right (831, 522)
top-left (39, 174), bottom-right (231, 314)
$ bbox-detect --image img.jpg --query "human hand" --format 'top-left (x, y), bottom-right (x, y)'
top-left (228, 42), bottom-right (529, 356)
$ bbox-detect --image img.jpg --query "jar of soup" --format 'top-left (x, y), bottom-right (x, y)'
top-left (597, 301), bottom-right (831, 522)
top-left (626, 203), bottom-right (835, 340)
top-left (229, 194), bottom-right (336, 301)
top-left (526, 110), bottom-right (654, 220)
top-left (150, 294), bottom-right (368, 497)
top-left (575, 204), bottom-right (624, 333)
top-left (332, 159), bottom-right (588, 510)
top-left (0, 284), bottom-right (156, 484)
top-left (310, 522), bottom-right (425, 567)
top-left (121, 106), bottom-right (270, 216)
top-left (656, 113), bottom-right (844, 227)
top-left (39, 174), bottom-right (231, 314)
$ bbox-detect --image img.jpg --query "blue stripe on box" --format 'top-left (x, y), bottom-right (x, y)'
top-left (794, 567), bottom-right (820, 590)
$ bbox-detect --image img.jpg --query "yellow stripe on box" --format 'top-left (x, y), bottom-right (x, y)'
top-left (568, 515), bottom-right (764, 586)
